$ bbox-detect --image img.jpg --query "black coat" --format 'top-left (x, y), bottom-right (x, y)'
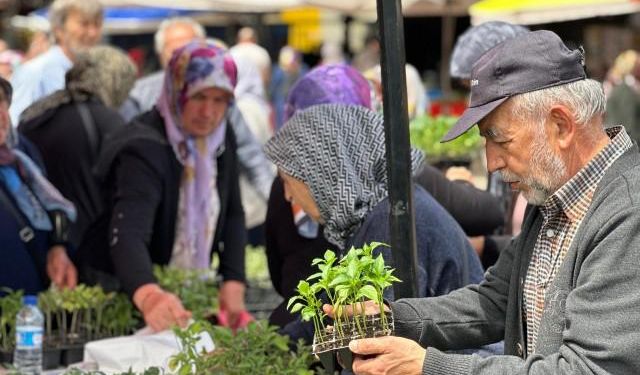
top-left (77, 109), bottom-right (246, 296)
top-left (19, 99), bottom-right (126, 248)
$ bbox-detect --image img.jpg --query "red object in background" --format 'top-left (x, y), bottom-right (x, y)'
top-left (127, 47), bottom-right (145, 77)
top-left (217, 308), bottom-right (254, 332)
top-left (429, 100), bottom-right (467, 117)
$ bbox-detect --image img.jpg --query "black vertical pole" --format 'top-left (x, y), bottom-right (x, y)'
top-left (376, 0), bottom-right (419, 299)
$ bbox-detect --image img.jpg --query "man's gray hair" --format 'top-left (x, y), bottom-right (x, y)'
top-left (49, 0), bottom-right (103, 31)
top-left (510, 79), bottom-right (606, 128)
top-left (154, 17), bottom-right (206, 56)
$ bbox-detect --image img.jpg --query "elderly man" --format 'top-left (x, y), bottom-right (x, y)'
top-left (120, 17), bottom-right (274, 203)
top-left (10, 0), bottom-right (103, 124)
top-left (338, 30), bottom-right (640, 374)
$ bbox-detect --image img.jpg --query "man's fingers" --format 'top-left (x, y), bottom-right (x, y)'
top-left (349, 337), bottom-right (391, 355)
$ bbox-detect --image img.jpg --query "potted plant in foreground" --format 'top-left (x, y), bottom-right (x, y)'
top-left (288, 242), bottom-right (400, 373)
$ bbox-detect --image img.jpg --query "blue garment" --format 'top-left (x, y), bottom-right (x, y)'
top-left (10, 46), bottom-right (72, 124)
top-left (0, 201), bottom-right (49, 296)
top-left (281, 185), bottom-right (485, 343)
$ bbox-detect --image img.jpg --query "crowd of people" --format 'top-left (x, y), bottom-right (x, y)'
top-left (2, 0), bottom-right (640, 373)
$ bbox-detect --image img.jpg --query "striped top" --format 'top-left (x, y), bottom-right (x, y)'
top-left (523, 126), bottom-right (632, 355)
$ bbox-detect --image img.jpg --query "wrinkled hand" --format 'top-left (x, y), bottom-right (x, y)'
top-left (133, 284), bottom-right (191, 332)
top-left (46, 245), bottom-right (77, 289)
top-left (323, 300), bottom-right (389, 319)
top-left (349, 336), bottom-right (426, 375)
top-left (219, 280), bottom-right (246, 328)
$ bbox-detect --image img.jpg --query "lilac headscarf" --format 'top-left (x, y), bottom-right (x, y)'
top-left (156, 41), bottom-right (237, 269)
top-left (284, 64), bottom-right (373, 122)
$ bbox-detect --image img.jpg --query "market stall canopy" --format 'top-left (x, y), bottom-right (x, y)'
top-left (108, 0), bottom-right (303, 13)
top-left (470, 0), bottom-right (640, 25)
top-left (12, 6), bottom-right (231, 34)
top-left (298, 0), bottom-right (479, 18)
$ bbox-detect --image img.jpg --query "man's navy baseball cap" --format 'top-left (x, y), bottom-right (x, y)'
top-left (442, 30), bottom-right (586, 142)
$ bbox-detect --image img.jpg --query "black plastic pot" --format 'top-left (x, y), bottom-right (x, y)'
top-left (60, 343), bottom-right (84, 366)
top-left (0, 349), bottom-right (12, 366)
top-left (43, 347), bottom-right (61, 370)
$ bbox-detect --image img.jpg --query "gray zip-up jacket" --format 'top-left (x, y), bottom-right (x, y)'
top-left (391, 145), bottom-right (640, 374)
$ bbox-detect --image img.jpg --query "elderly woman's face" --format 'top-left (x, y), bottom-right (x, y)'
top-left (0, 99), bottom-right (9, 146)
top-left (181, 87), bottom-right (230, 137)
top-left (280, 171), bottom-right (323, 224)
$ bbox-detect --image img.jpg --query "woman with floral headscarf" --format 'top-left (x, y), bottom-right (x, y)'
top-left (77, 42), bottom-right (247, 331)
top-left (265, 64), bottom-right (485, 342)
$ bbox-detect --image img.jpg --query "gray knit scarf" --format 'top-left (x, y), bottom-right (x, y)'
top-left (264, 103), bottom-right (424, 248)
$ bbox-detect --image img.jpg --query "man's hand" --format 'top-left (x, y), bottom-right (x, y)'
top-left (46, 245), bottom-right (77, 289)
top-left (323, 300), bottom-right (389, 318)
top-left (349, 336), bottom-right (426, 375)
top-left (133, 284), bottom-right (191, 332)
top-left (219, 280), bottom-right (246, 328)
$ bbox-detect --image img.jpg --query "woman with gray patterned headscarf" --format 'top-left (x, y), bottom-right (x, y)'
top-left (18, 45), bottom-right (136, 249)
top-left (265, 64), bottom-right (485, 344)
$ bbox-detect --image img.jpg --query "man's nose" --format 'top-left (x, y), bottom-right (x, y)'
top-left (485, 142), bottom-right (505, 173)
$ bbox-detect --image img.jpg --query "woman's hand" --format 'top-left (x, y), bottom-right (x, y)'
top-left (46, 245), bottom-right (77, 289)
top-left (133, 284), bottom-right (192, 332)
top-left (218, 280), bottom-right (246, 328)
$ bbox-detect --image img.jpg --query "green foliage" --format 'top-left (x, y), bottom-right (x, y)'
top-left (169, 320), bottom-right (317, 375)
top-left (62, 367), bottom-right (163, 375)
top-left (410, 115), bottom-right (482, 160)
top-left (245, 245), bottom-right (271, 288)
top-left (288, 242), bottom-right (400, 344)
top-left (38, 285), bottom-right (139, 343)
top-left (0, 289), bottom-right (23, 351)
top-left (153, 266), bottom-right (219, 321)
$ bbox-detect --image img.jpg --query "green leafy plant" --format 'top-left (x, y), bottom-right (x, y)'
top-left (410, 115), bottom-right (482, 161)
top-left (288, 242), bottom-right (400, 351)
top-left (62, 367), bottom-right (163, 375)
top-left (38, 285), bottom-right (139, 344)
top-left (169, 320), bottom-right (318, 375)
top-left (0, 289), bottom-right (23, 352)
top-left (153, 266), bottom-right (219, 321)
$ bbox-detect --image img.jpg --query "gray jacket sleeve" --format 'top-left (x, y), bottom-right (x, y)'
top-left (227, 106), bottom-right (275, 200)
top-left (393, 203), bottom-right (640, 374)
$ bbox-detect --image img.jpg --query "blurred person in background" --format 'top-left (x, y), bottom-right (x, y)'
top-left (364, 63), bottom-right (428, 120)
top-left (0, 49), bottom-right (23, 80)
top-left (120, 17), bottom-right (275, 211)
top-left (264, 64), bottom-right (485, 345)
top-left (10, 0), bottom-right (103, 124)
top-left (602, 49), bottom-right (637, 97)
top-left (319, 41), bottom-right (346, 66)
top-left (0, 77), bottom-right (77, 295)
top-left (270, 45), bottom-right (308, 129)
top-left (605, 50), bottom-right (640, 142)
top-left (77, 42), bottom-right (247, 332)
top-left (230, 26), bottom-right (272, 90)
top-left (232, 51), bottom-right (275, 246)
top-left (352, 33), bottom-right (380, 73)
top-left (18, 46), bottom-right (137, 250)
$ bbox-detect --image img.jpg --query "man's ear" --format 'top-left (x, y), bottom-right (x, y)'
top-left (548, 105), bottom-right (576, 150)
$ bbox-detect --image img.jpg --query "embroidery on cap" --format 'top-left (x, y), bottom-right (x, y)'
top-left (470, 79), bottom-right (479, 87)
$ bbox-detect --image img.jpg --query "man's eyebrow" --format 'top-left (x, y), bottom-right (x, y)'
top-left (479, 126), bottom-right (501, 139)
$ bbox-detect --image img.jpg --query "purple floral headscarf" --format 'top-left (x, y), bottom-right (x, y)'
top-left (284, 64), bottom-right (373, 122)
top-left (156, 41), bottom-right (237, 269)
